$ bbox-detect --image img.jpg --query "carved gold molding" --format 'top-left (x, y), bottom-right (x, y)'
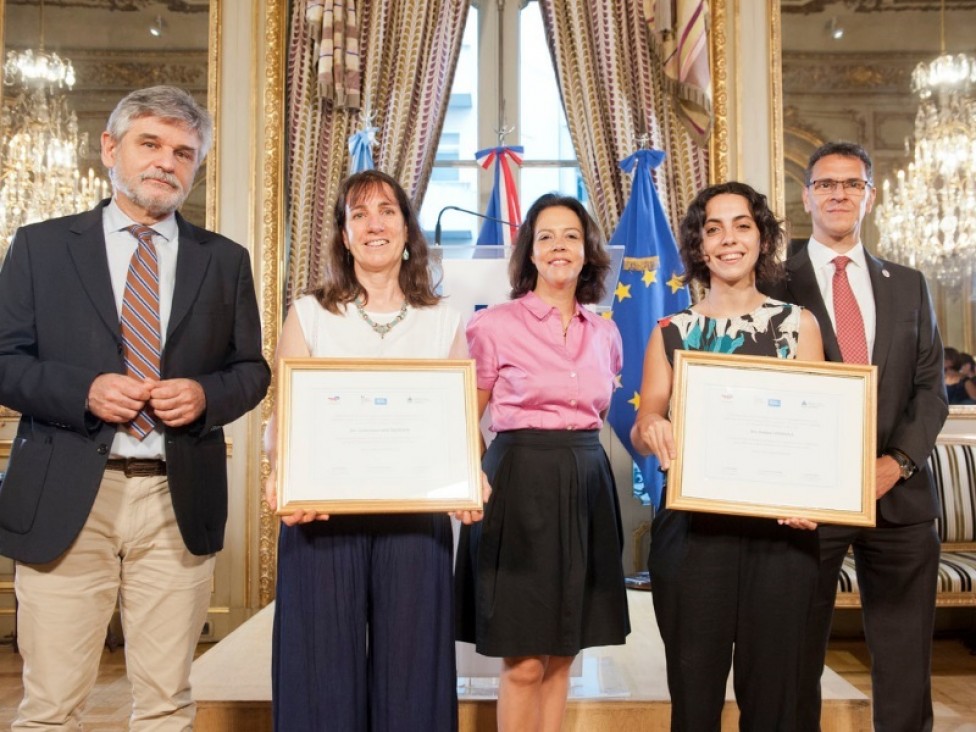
top-left (6, 1), bottom-right (209, 10)
top-left (59, 51), bottom-right (208, 89)
top-left (782, 0), bottom-right (976, 13)
top-left (782, 51), bottom-right (920, 94)
top-left (258, 0), bottom-right (287, 609)
top-left (207, 0), bottom-right (221, 231)
top-left (709, 0), bottom-right (729, 184)
top-left (768, 0), bottom-right (785, 216)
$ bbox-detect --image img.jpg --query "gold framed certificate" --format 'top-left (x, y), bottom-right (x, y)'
top-left (275, 358), bottom-right (483, 515)
top-left (668, 350), bottom-right (877, 526)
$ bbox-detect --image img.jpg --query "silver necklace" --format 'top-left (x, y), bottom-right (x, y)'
top-left (354, 297), bottom-right (408, 338)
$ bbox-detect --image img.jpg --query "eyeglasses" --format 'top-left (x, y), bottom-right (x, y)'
top-left (807, 178), bottom-right (872, 195)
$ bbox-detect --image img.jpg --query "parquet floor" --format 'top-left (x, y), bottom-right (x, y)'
top-left (827, 636), bottom-right (976, 731)
top-left (0, 637), bottom-right (132, 730)
top-left (0, 634), bottom-right (973, 730)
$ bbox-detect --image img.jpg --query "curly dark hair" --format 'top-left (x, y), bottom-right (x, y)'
top-left (509, 194), bottom-right (610, 304)
top-left (309, 170), bottom-right (439, 313)
top-left (679, 181), bottom-right (785, 289)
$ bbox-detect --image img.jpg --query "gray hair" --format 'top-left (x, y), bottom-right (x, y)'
top-left (106, 86), bottom-right (213, 162)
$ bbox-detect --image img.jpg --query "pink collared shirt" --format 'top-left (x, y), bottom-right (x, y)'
top-left (467, 291), bottom-right (622, 432)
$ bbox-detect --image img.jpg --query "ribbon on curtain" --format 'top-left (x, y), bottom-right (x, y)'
top-left (645, 0), bottom-right (712, 144)
top-left (306, 0), bottom-right (362, 109)
top-left (475, 145), bottom-right (524, 246)
top-left (348, 123), bottom-right (379, 174)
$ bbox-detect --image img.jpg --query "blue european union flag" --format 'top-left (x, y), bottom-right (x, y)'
top-left (607, 149), bottom-right (691, 508)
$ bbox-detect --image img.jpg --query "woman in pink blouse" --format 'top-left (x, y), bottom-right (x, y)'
top-left (456, 194), bottom-right (630, 730)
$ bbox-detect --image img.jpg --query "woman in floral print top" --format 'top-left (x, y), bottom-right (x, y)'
top-left (631, 182), bottom-right (825, 731)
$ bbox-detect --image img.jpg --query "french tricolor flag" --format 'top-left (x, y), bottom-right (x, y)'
top-left (475, 145), bottom-right (523, 246)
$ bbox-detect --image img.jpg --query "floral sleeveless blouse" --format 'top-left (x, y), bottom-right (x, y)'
top-left (660, 298), bottom-right (802, 363)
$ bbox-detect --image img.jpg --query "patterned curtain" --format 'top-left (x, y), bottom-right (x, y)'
top-left (645, 0), bottom-right (712, 144)
top-left (285, 0), bottom-right (468, 304)
top-left (536, 0), bottom-right (708, 236)
top-left (305, 0), bottom-right (363, 108)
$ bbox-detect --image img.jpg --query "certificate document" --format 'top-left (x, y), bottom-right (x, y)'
top-left (669, 351), bottom-right (877, 526)
top-left (276, 358), bottom-right (483, 514)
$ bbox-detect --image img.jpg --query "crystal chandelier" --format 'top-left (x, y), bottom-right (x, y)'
top-left (875, 4), bottom-right (976, 286)
top-left (0, 1), bottom-right (109, 260)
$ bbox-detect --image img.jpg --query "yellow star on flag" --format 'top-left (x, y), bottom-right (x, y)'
top-left (602, 310), bottom-right (614, 320)
top-left (667, 272), bottom-right (684, 294)
top-left (614, 281), bottom-right (632, 303)
top-left (642, 269), bottom-right (658, 287)
top-left (628, 391), bottom-right (640, 410)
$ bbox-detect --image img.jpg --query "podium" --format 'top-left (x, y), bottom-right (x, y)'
top-left (431, 244), bottom-right (625, 323)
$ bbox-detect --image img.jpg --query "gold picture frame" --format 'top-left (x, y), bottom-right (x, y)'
top-left (668, 350), bottom-right (877, 527)
top-left (275, 358), bottom-right (483, 515)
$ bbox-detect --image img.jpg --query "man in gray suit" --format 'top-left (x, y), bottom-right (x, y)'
top-left (0, 86), bottom-right (269, 730)
top-left (772, 141), bottom-right (947, 731)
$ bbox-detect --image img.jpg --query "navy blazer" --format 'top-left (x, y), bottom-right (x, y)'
top-left (0, 200), bottom-right (270, 563)
top-left (766, 246), bottom-right (948, 525)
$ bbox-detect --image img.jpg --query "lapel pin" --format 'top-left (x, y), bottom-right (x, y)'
top-left (882, 269), bottom-right (890, 278)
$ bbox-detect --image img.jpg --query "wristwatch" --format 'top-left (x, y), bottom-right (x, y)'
top-left (887, 449), bottom-right (917, 481)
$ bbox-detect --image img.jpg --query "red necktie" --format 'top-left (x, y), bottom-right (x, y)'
top-left (832, 256), bottom-right (869, 364)
top-left (121, 225), bottom-right (161, 439)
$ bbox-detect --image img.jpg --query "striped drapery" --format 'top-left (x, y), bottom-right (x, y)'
top-left (305, 0), bottom-right (362, 108)
top-left (645, 0), bottom-right (713, 144)
top-left (537, 0), bottom-right (708, 237)
top-left (285, 0), bottom-right (467, 304)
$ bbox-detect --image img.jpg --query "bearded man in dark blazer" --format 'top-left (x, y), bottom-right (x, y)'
top-left (0, 86), bottom-right (270, 730)
top-left (768, 141), bottom-right (947, 732)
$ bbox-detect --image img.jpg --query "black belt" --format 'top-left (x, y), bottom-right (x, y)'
top-left (105, 458), bottom-right (167, 478)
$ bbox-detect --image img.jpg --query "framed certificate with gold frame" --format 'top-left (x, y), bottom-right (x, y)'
top-left (668, 350), bottom-right (877, 526)
top-left (275, 358), bottom-right (483, 515)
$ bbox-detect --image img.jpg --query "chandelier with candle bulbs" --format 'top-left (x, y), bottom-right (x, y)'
top-left (874, 4), bottom-right (976, 286)
top-left (0, 1), bottom-right (109, 259)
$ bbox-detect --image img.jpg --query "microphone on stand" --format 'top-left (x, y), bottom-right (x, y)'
top-left (433, 205), bottom-right (514, 246)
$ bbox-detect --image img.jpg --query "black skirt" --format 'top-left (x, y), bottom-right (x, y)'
top-left (455, 429), bottom-right (631, 657)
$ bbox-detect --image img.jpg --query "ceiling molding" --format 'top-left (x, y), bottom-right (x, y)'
top-left (7, 0), bottom-right (207, 12)
top-left (782, 0), bottom-right (976, 14)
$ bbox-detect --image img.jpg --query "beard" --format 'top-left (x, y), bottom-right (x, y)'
top-left (110, 167), bottom-right (190, 219)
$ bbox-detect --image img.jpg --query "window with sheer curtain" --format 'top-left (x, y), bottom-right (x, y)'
top-left (419, 1), bottom-right (586, 246)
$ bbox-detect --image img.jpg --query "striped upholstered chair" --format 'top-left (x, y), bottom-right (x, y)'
top-left (834, 439), bottom-right (976, 608)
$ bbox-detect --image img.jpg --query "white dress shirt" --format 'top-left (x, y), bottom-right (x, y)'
top-left (102, 200), bottom-right (179, 459)
top-left (806, 237), bottom-right (877, 361)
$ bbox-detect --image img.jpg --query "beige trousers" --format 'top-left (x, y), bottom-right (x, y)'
top-left (13, 470), bottom-right (216, 731)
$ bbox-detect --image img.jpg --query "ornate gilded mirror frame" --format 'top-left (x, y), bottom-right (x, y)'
top-left (258, 0), bottom-right (287, 607)
top-left (707, 0), bottom-right (785, 213)
top-left (709, 0), bottom-right (730, 185)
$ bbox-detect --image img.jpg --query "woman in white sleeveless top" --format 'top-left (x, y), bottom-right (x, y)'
top-left (264, 170), bottom-right (483, 732)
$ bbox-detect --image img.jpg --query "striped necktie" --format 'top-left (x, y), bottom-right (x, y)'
top-left (832, 255), bottom-right (869, 364)
top-left (121, 225), bottom-right (161, 439)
